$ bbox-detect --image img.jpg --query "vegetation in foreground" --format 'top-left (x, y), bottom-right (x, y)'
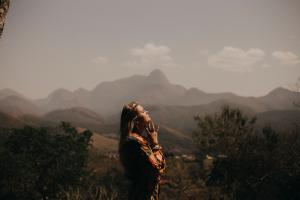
top-left (0, 106), bottom-right (299, 200)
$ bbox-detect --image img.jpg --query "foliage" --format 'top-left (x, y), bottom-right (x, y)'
top-left (193, 105), bottom-right (256, 157)
top-left (193, 105), bottom-right (300, 199)
top-left (0, 122), bottom-right (92, 200)
top-left (289, 77), bottom-right (300, 107)
top-left (0, 0), bottom-right (10, 37)
top-left (60, 168), bottom-right (128, 200)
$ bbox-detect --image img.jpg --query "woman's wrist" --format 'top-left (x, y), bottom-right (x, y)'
top-left (151, 138), bottom-right (159, 145)
top-left (151, 143), bottom-right (162, 151)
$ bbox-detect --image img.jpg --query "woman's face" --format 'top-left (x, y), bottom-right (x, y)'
top-left (135, 105), bottom-right (151, 124)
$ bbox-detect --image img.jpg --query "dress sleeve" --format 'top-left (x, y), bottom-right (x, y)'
top-left (140, 144), bottom-right (166, 174)
top-left (127, 137), bottom-right (166, 174)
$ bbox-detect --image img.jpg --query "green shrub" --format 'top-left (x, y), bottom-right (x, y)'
top-left (0, 122), bottom-right (92, 200)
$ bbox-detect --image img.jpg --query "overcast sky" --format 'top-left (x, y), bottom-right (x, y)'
top-left (0, 0), bottom-right (299, 99)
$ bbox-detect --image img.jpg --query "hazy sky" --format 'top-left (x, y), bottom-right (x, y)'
top-left (0, 0), bottom-right (299, 99)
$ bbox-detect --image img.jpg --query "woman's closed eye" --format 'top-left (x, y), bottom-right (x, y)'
top-left (140, 109), bottom-right (148, 114)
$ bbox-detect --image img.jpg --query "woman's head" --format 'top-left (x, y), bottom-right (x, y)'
top-left (134, 104), bottom-right (152, 126)
top-left (120, 101), bottom-right (151, 133)
top-left (119, 101), bottom-right (151, 146)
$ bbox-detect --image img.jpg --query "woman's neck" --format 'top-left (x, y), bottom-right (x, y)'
top-left (133, 125), bottom-right (142, 134)
top-left (132, 127), bottom-right (146, 137)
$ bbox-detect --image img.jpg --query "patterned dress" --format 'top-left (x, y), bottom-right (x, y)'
top-left (121, 133), bottom-right (166, 200)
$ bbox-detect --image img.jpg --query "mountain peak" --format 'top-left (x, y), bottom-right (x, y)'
top-left (148, 69), bottom-right (169, 83)
top-left (48, 88), bottom-right (74, 100)
top-left (50, 88), bottom-right (72, 95)
top-left (0, 88), bottom-right (25, 100)
top-left (74, 87), bottom-right (88, 93)
top-left (267, 87), bottom-right (292, 96)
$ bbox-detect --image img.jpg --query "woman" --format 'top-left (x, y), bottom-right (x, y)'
top-left (119, 101), bottom-right (166, 200)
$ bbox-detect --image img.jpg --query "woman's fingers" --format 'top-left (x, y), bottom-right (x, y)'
top-left (145, 126), bottom-right (150, 134)
top-left (151, 122), bottom-right (155, 131)
top-left (147, 122), bottom-right (159, 132)
top-left (148, 122), bottom-right (153, 132)
top-left (145, 121), bottom-right (159, 134)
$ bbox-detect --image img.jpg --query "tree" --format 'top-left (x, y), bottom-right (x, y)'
top-left (193, 105), bottom-right (300, 200)
top-left (193, 105), bottom-right (256, 158)
top-left (289, 77), bottom-right (300, 107)
top-left (0, 122), bottom-right (92, 200)
top-left (0, 0), bottom-right (10, 37)
top-left (193, 106), bottom-right (256, 199)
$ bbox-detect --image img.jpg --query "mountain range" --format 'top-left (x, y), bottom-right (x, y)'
top-left (0, 69), bottom-right (299, 153)
top-left (0, 69), bottom-right (299, 116)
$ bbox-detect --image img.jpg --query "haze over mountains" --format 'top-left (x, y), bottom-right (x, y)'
top-left (0, 69), bottom-right (299, 152)
top-left (0, 69), bottom-right (299, 116)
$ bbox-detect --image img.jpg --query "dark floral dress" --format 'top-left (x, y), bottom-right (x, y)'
top-left (121, 133), bottom-right (166, 200)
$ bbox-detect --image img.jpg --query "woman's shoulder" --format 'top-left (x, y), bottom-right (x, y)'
top-left (122, 135), bottom-right (150, 156)
top-left (127, 133), bottom-right (148, 146)
top-left (125, 136), bottom-right (140, 146)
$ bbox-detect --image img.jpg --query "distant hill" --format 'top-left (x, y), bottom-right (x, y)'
top-left (0, 112), bottom-right (25, 128)
top-left (43, 107), bottom-right (105, 132)
top-left (259, 87), bottom-right (300, 111)
top-left (1, 69), bottom-right (299, 153)
top-left (158, 125), bottom-right (194, 153)
top-left (20, 114), bottom-right (53, 127)
top-left (36, 88), bottom-right (92, 112)
top-left (0, 88), bottom-right (25, 100)
top-left (0, 95), bottom-right (42, 116)
top-left (76, 127), bottom-right (118, 152)
top-left (1, 69), bottom-right (299, 116)
top-left (256, 109), bottom-right (300, 131)
top-left (35, 69), bottom-right (300, 114)
top-left (89, 69), bottom-right (188, 114)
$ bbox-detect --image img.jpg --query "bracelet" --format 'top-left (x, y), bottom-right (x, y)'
top-left (152, 144), bottom-right (163, 151)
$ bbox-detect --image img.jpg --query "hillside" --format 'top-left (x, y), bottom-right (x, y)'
top-left (256, 109), bottom-right (300, 131)
top-left (0, 70), bottom-right (299, 116)
top-left (0, 70), bottom-right (299, 153)
top-left (0, 95), bottom-right (42, 116)
top-left (43, 107), bottom-right (105, 131)
top-left (76, 127), bottom-right (118, 152)
top-left (0, 112), bottom-right (25, 128)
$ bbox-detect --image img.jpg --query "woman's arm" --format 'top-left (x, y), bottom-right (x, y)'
top-left (140, 143), bottom-right (166, 174)
top-left (127, 135), bottom-right (165, 174)
top-left (144, 122), bottom-right (166, 173)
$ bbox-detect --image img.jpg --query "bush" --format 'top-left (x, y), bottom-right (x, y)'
top-left (193, 105), bottom-right (300, 200)
top-left (0, 122), bottom-right (92, 200)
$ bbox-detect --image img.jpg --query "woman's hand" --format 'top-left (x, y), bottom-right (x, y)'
top-left (145, 121), bottom-right (159, 145)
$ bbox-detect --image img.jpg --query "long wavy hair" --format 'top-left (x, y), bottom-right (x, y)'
top-left (118, 101), bottom-right (139, 165)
